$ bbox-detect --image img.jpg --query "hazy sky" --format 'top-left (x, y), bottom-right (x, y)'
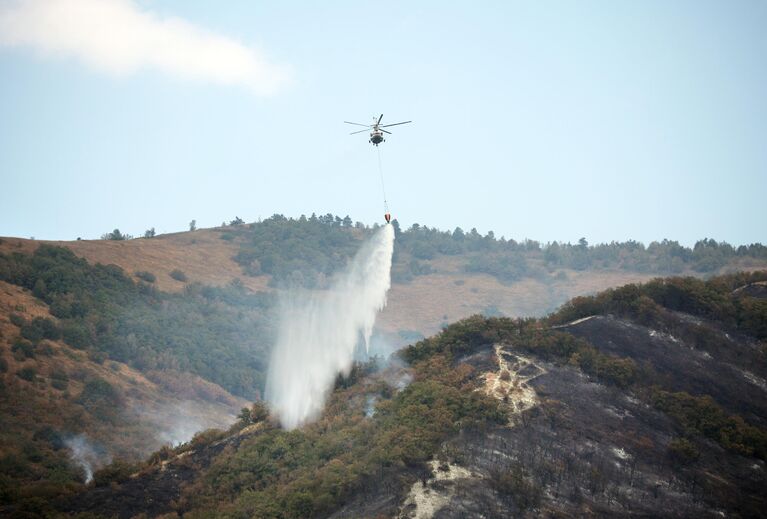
top-left (1, 0), bottom-right (765, 245)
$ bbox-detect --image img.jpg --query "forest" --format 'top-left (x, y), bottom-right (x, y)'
top-left (0, 245), bottom-right (274, 399)
top-left (220, 214), bottom-right (767, 286)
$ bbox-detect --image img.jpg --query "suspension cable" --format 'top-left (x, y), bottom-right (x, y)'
top-left (377, 146), bottom-right (389, 213)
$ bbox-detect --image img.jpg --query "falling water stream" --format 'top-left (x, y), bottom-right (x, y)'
top-left (265, 224), bottom-right (395, 429)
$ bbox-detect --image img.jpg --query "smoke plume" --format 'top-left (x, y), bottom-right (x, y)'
top-left (266, 224), bottom-right (395, 429)
top-left (64, 434), bottom-right (109, 484)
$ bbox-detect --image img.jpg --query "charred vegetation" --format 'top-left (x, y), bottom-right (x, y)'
top-left (25, 270), bottom-right (766, 518)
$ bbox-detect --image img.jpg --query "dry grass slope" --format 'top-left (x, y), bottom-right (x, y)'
top-left (4, 228), bottom-right (765, 340)
top-left (0, 229), bottom-right (270, 293)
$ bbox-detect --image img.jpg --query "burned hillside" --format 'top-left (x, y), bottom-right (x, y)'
top-left (27, 271), bottom-right (767, 518)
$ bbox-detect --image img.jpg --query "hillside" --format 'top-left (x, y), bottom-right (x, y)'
top-left (27, 270), bottom-right (766, 518)
top-left (1, 218), bottom-right (766, 516)
top-left (0, 244), bottom-right (267, 506)
top-left (0, 276), bottom-right (249, 505)
top-left (3, 215), bottom-right (766, 339)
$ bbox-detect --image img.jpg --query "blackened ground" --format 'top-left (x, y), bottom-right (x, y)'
top-left (326, 467), bottom-right (425, 519)
top-left (53, 311), bottom-right (767, 518)
top-left (733, 282), bottom-right (767, 300)
top-left (55, 429), bottom-right (252, 518)
top-left (431, 345), bottom-right (766, 518)
top-left (559, 314), bottom-right (767, 427)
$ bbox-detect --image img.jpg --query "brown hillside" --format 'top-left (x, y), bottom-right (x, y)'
top-left (376, 269), bottom-right (657, 337)
top-left (0, 280), bottom-right (248, 481)
top-left (0, 229), bottom-right (270, 293)
top-left (3, 229), bottom-right (765, 339)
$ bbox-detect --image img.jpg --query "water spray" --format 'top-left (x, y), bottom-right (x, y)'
top-left (265, 224), bottom-right (395, 429)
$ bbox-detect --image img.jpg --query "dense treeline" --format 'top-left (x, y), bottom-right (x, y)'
top-left (651, 389), bottom-right (767, 460)
top-left (225, 213), bottom-right (364, 287)
top-left (0, 245), bottom-right (274, 398)
top-left (399, 227), bottom-right (767, 276)
top-left (402, 315), bottom-right (640, 390)
top-left (224, 215), bottom-right (767, 286)
top-left (548, 270), bottom-right (767, 339)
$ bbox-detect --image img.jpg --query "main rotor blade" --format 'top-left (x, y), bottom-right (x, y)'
top-left (377, 114), bottom-right (384, 125)
top-left (381, 121), bottom-right (412, 128)
top-left (344, 121), bottom-right (371, 127)
top-left (380, 129), bottom-right (392, 134)
top-left (349, 129), bottom-right (370, 135)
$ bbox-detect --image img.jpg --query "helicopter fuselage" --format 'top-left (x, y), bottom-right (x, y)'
top-left (369, 130), bottom-right (384, 145)
top-left (346, 114), bottom-right (409, 146)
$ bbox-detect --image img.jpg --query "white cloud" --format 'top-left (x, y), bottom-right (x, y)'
top-left (0, 0), bottom-right (290, 94)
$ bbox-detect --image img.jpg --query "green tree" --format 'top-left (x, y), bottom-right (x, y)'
top-left (101, 229), bottom-right (131, 240)
top-left (169, 269), bottom-right (188, 282)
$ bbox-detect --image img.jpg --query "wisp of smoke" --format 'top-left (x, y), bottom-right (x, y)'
top-left (365, 395), bottom-right (378, 418)
top-left (156, 408), bottom-right (210, 447)
top-left (131, 400), bottom-right (236, 449)
top-left (64, 434), bottom-right (109, 484)
top-left (266, 224), bottom-right (395, 429)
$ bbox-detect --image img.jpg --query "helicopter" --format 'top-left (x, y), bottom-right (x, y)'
top-left (344, 114), bottom-right (411, 146)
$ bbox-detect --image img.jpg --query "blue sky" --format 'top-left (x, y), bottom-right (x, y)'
top-left (1, 0), bottom-right (765, 245)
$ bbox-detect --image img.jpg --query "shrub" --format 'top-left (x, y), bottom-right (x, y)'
top-left (17, 317), bottom-right (60, 345)
top-left (32, 317), bottom-right (61, 341)
top-left (51, 368), bottom-right (69, 380)
top-left (78, 378), bottom-right (120, 406)
top-left (169, 269), bottom-right (188, 282)
top-left (20, 324), bottom-right (43, 343)
top-left (12, 338), bottom-right (36, 359)
top-left (16, 367), bottom-right (37, 382)
top-left (190, 428), bottom-right (227, 448)
top-left (236, 407), bottom-right (252, 427)
top-left (137, 282), bottom-right (156, 296)
top-left (9, 313), bottom-right (26, 328)
top-left (36, 342), bottom-right (55, 356)
top-left (62, 323), bottom-right (91, 349)
top-left (0, 455), bottom-right (32, 479)
top-left (250, 401), bottom-right (270, 422)
top-left (489, 465), bottom-right (542, 511)
top-left (93, 460), bottom-right (138, 487)
top-left (652, 389), bottom-right (767, 460)
top-left (147, 445), bottom-right (173, 465)
top-left (101, 229), bottom-right (132, 241)
top-left (77, 378), bottom-right (122, 423)
top-left (667, 437), bottom-right (700, 465)
top-left (32, 426), bottom-right (65, 450)
top-left (23, 442), bottom-right (43, 463)
top-left (88, 350), bottom-right (107, 364)
top-left (134, 271), bottom-right (156, 283)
